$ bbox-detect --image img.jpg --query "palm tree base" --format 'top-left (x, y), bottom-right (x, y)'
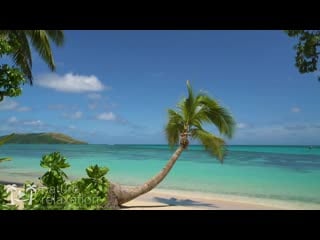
top-left (105, 183), bottom-right (120, 209)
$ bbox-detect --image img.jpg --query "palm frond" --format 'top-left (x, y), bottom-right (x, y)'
top-left (191, 128), bottom-right (226, 163)
top-left (45, 30), bottom-right (65, 46)
top-left (177, 98), bottom-right (188, 122)
top-left (1, 30), bottom-right (64, 84)
top-left (165, 109), bottom-right (184, 148)
top-left (26, 30), bottom-right (55, 71)
top-left (195, 94), bottom-right (235, 138)
top-left (184, 80), bottom-right (196, 124)
top-left (8, 31), bottom-right (33, 82)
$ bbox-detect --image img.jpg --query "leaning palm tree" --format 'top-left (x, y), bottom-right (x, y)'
top-left (0, 30), bottom-right (64, 84)
top-left (108, 80), bottom-right (236, 207)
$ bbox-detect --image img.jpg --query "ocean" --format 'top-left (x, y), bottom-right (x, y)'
top-left (1, 144), bottom-right (320, 209)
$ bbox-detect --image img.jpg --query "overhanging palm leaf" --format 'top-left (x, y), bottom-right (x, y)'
top-left (184, 80), bottom-right (196, 122)
top-left (26, 30), bottom-right (55, 71)
top-left (165, 110), bottom-right (184, 147)
top-left (197, 94), bottom-right (234, 138)
top-left (191, 128), bottom-right (226, 162)
top-left (9, 31), bottom-right (33, 81)
top-left (45, 30), bottom-right (65, 46)
top-left (1, 30), bottom-right (64, 84)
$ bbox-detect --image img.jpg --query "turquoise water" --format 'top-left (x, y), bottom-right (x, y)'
top-left (1, 144), bottom-right (320, 209)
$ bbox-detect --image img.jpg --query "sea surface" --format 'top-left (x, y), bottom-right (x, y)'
top-left (1, 144), bottom-right (320, 209)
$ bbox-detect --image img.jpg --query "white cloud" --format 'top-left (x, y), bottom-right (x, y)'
top-left (23, 120), bottom-right (43, 126)
top-left (35, 73), bottom-right (107, 93)
top-left (291, 107), bottom-right (301, 113)
top-left (0, 99), bottom-right (18, 111)
top-left (237, 123), bottom-right (248, 129)
top-left (87, 93), bottom-right (102, 99)
top-left (7, 116), bottom-right (18, 123)
top-left (17, 106), bottom-right (31, 112)
top-left (69, 125), bottom-right (76, 129)
top-left (64, 111), bottom-right (83, 119)
top-left (97, 112), bottom-right (116, 121)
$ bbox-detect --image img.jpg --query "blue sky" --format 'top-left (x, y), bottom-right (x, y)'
top-left (0, 30), bottom-right (319, 144)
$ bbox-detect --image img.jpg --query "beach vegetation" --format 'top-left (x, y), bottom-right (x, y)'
top-left (22, 152), bottom-right (110, 210)
top-left (0, 37), bottom-right (25, 101)
top-left (0, 184), bottom-right (16, 210)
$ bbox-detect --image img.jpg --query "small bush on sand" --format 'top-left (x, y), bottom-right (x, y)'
top-left (21, 152), bottom-right (110, 210)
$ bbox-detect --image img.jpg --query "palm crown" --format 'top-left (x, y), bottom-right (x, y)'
top-left (165, 80), bottom-right (236, 162)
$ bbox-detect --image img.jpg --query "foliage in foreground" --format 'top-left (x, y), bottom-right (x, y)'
top-left (0, 185), bottom-right (16, 210)
top-left (0, 30), bottom-right (64, 102)
top-left (0, 37), bottom-right (26, 102)
top-left (1, 152), bottom-right (110, 210)
top-left (285, 30), bottom-right (320, 81)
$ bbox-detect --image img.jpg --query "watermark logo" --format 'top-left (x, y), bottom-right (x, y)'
top-left (5, 183), bottom-right (37, 205)
top-left (5, 184), bottom-right (18, 205)
top-left (25, 183), bottom-right (37, 205)
top-left (5, 184), bottom-right (102, 207)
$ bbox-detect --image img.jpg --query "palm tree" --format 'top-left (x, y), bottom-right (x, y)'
top-left (0, 30), bottom-right (64, 84)
top-left (109, 80), bottom-right (236, 207)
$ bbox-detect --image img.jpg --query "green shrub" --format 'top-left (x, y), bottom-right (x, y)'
top-left (22, 152), bottom-right (110, 210)
top-left (0, 184), bottom-right (17, 210)
top-left (0, 184), bottom-right (10, 210)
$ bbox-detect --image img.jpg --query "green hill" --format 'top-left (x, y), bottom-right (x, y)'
top-left (0, 133), bottom-right (88, 144)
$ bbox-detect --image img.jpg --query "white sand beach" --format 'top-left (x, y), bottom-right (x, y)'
top-left (120, 188), bottom-right (283, 210)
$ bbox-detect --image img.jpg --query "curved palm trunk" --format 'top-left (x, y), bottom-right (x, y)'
top-left (111, 146), bottom-right (185, 206)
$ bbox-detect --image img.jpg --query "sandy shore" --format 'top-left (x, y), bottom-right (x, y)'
top-left (120, 188), bottom-right (283, 210)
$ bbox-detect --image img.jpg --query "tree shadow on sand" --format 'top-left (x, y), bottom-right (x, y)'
top-left (120, 204), bottom-right (172, 209)
top-left (153, 197), bottom-right (218, 208)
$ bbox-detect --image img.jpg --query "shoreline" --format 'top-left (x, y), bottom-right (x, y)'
top-left (3, 179), bottom-right (318, 210)
top-left (0, 180), bottom-right (24, 187)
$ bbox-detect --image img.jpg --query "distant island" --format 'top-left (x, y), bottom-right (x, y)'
top-left (0, 133), bottom-right (87, 144)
